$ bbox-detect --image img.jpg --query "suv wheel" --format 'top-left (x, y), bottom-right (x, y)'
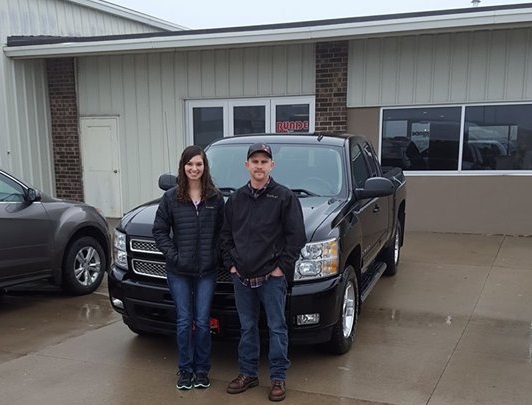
top-left (62, 236), bottom-right (105, 295)
top-left (323, 267), bottom-right (360, 354)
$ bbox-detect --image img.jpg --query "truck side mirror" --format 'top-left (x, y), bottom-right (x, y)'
top-left (158, 174), bottom-right (177, 191)
top-left (355, 177), bottom-right (394, 199)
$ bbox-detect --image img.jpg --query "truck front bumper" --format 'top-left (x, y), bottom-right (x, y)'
top-left (109, 264), bottom-right (345, 345)
top-left (108, 264), bottom-right (176, 335)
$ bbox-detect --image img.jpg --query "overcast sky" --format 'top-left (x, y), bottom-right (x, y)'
top-left (106, 0), bottom-right (532, 29)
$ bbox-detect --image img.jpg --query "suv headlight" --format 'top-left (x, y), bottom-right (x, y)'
top-left (114, 230), bottom-right (128, 268)
top-left (294, 238), bottom-right (339, 281)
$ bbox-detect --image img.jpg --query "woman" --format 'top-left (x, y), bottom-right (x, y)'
top-left (153, 145), bottom-right (224, 390)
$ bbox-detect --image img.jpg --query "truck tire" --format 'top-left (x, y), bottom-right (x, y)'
top-left (62, 236), bottom-right (106, 295)
top-left (323, 267), bottom-right (360, 355)
top-left (382, 222), bottom-right (402, 277)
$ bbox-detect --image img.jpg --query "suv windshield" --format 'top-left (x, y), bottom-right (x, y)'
top-left (206, 143), bottom-right (346, 197)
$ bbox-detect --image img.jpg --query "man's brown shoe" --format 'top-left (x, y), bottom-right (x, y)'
top-left (227, 374), bottom-right (259, 394)
top-left (269, 380), bottom-right (286, 401)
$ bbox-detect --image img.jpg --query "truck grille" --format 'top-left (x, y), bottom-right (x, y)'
top-left (130, 239), bottom-right (162, 255)
top-left (132, 259), bottom-right (166, 279)
top-left (131, 258), bottom-right (231, 283)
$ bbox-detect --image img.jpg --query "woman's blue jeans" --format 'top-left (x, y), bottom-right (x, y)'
top-left (232, 274), bottom-right (290, 381)
top-left (167, 271), bottom-right (216, 374)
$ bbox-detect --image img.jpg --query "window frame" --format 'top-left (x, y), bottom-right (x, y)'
top-left (186, 96), bottom-right (315, 146)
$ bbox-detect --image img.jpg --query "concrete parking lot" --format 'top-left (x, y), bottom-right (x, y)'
top-left (1, 231), bottom-right (531, 405)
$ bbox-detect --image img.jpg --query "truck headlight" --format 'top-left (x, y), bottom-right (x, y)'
top-left (114, 230), bottom-right (128, 268)
top-left (294, 238), bottom-right (339, 281)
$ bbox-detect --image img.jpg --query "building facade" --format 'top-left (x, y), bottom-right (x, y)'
top-left (3, 3), bottom-right (532, 234)
top-left (0, 0), bottom-right (182, 193)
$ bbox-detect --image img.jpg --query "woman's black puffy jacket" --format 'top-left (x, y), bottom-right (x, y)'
top-left (152, 187), bottom-right (224, 277)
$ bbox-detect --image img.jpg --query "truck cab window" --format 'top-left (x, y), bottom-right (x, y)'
top-left (363, 144), bottom-right (379, 177)
top-left (351, 144), bottom-right (370, 188)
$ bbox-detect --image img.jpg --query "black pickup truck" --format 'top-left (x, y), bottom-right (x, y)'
top-left (108, 133), bottom-right (406, 354)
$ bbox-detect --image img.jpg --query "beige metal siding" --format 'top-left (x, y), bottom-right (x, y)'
top-left (2, 0), bottom-right (162, 36)
top-left (406, 176), bottom-right (532, 235)
top-left (77, 44), bottom-right (315, 210)
top-left (0, 0), bottom-right (166, 193)
top-left (348, 28), bottom-right (532, 107)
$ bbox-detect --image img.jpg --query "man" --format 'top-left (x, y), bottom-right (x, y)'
top-left (221, 142), bottom-right (306, 402)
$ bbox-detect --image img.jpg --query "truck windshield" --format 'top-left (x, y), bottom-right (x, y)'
top-left (206, 143), bottom-right (345, 197)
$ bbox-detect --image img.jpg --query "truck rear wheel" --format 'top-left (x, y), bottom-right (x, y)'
top-left (382, 222), bottom-right (402, 276)
top-left (323, 267), bottom-right (360, 355)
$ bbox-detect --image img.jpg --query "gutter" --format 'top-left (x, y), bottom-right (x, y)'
top-left (4, 6), bottom-right (532, 59)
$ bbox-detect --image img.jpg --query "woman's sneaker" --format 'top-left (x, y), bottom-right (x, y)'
top-left (194, 373), bottom-right (210, 388)
top-left (176, 370), bottom-right (193, 390)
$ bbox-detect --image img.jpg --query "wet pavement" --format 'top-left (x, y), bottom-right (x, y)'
top-left (1, 232), bottom-right (531, 405)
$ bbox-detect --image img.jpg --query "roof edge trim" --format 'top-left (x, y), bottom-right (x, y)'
top-left (67, 0), bottom-right (187, 31)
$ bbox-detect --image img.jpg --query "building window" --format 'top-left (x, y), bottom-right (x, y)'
top-left (233, 105), bottom-right (266, 135)
top-left (186, 96), bottom-right (315, 148)
top-left (274, 104), bottom-right (310, 133)
top-left (192, 107), bottom-right (224, 149)
top-left (381, 104), bottom-right (532, 173)
top-left (464, 105), bottom-right (532, 171)
top-left (382, 107), bottom-right (461, 171)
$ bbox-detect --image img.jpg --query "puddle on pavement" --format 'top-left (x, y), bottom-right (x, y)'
top-left (528, 322), bottom-right (532, 364)
top-left (361, 307), bottom-right (469, 328)
top-left (0, 285), bottom-right (119, 358)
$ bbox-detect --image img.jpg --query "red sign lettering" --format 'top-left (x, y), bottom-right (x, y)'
top-left (276, 121), bottom-right (309, 133)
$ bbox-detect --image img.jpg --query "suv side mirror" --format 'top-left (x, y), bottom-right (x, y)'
top-left (26, 188), bottom-right (41, 202)
top-left (355, 177), bottom-right (394, 199)
top-left (158, 174), bottom-right (177, 191)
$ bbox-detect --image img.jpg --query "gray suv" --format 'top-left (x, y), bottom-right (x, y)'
top-left (0, 169), bottom-right (110, 295)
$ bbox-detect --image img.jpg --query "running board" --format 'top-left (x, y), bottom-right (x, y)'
top-left (360, 262), bottom-right (387, 302)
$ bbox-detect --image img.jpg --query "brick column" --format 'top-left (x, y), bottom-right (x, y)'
top-left (315, 41), bottom-right (348, 133)
top-left (46, 58), bottom-right (83, 201)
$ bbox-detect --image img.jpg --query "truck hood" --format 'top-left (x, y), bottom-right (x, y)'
top-left (119, 200), bottom-right (159, 236)
top-left (299, 197), bottom-right (345, 242)
top-left (119, 196), bottom-right (345, 241)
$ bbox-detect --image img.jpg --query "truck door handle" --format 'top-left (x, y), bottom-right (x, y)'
top-left (373, 204), bottom-right (380, 213)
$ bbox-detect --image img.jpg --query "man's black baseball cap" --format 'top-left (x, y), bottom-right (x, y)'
top-left (247, 143), bottom-right (273, 159)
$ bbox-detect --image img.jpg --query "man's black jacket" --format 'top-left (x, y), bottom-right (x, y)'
top-left (220, 178), bottom-right (306, 283)
top-left (152, 187), bottom-right (224, 277)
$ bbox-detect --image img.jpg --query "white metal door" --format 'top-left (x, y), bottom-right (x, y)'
top-left (80, 117), bottom-right (122, 218)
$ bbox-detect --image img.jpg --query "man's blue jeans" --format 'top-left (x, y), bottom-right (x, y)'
top-left (232, 274), bottom-right (290, 381)
top-left (167, 271), bottom-right (216, 374)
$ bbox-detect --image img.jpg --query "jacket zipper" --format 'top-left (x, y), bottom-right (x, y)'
top-left (194, 201), bottom-right (201, 275)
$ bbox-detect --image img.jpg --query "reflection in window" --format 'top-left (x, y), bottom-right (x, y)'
top-left (233, 106), bottom-right (265, 135)
top-left (463, 105), bottom-right (532, 170)
top-left (382, 107), bottom-right (461, 171)
top-left (351, 144), bottom-right (370, 188)
top-left (0, 174), bottom-right (25, 202)
top-left (275, 104), bottom-right (310, 133)
top-left (193, 107), bottom-right (223, 148)
top-left (207, 144), bottom-right (345, 196)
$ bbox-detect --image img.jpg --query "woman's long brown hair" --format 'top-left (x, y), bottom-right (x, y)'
top-left (176, 145), bottom-right (218, 202)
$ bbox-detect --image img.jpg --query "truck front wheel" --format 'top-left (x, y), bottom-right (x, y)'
top-left (323, 267), bottom-right (360, 355)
